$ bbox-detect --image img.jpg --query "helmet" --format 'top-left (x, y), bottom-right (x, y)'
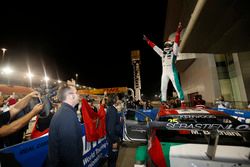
top-left (164, 40), bottom-right (174, 48)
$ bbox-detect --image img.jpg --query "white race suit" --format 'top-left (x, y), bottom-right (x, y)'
top-left (145, 29), bottom-right (184, 102)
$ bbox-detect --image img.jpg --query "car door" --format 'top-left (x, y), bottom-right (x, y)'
top-left (121, 108), bottom-right (152, 142)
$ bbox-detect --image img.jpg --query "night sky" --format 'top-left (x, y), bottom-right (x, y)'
top-left (0, 1), bottom-right (168, 98)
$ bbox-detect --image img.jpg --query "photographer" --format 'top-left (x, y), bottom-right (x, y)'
top-left (0, 91), bottom-right (44, 148)
top-left (30, 83), bottom-right (59, 139)
top-left (30, 96), bottom-right (55, 139)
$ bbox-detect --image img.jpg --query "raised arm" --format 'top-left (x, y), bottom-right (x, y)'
top-left (175, 22), bottom-right (182, 45)
top-left (9, 91), bottom-right (40, 119)
top-left (143, 35), bottom-right (156, 48)
top-left (143, 35), bottom-right (163, 57)
top-left (173, 22), bottom-right (182, 55)
top-left (0, 103), bottom-right (44, 137)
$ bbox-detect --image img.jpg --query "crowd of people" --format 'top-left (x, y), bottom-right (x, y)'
top-left (0, 80), bottom-right (126, 167)
top-left (126, 98), bottom-right (154, 110)
top-left (0, 91), bottom-right (44, 147)
top-left (0, 86), bottom-right (247, 167)
top-left (215, 95), bottom-right (232, 109)
top-left (0, 77), bottom-right (247, 167)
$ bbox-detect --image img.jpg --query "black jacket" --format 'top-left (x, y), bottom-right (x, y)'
top-left (47, 103), bottom-right (83, 167)
top-left (106, 105), bottom-right (122, 144)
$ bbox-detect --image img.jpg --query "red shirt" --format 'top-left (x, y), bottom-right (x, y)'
top-left (8, 98), bottom-right (17, 105)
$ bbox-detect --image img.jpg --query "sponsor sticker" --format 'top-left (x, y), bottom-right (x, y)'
top-left (164, 122), bottom-right (250, 130)
top-left (191, 130), bottom-right (242, 136)
top-left (178, 115), bottom-right (216, 119)
top-left (176, 109), bottom-right (209, 114)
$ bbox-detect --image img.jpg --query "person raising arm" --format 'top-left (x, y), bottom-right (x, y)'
top-left (0, 91), bottom-right (44, 138)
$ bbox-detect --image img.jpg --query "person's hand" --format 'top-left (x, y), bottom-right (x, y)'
top-left (32, 103), bottom-right (44, 114)
top-left (143, 34), bottom-right (148, 41)
top-left (177, 22), bottom-right (182, 32)
top-left (67, 79), bottom-right (76, 87)
top-left (104, 91), bottom-right (107, 97)
top-left (28, 91), bottom-right (40, 98)
top-left (101, 98), bottom-right (106, 105)
top-left (112, 142), bottom-right (118, 149)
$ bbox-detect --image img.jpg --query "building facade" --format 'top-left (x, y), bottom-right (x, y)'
top-left (164, 0), bottom-right (250, 108)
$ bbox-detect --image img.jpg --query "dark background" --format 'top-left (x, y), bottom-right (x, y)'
top-left (0, 1), bottom-right (169, 98)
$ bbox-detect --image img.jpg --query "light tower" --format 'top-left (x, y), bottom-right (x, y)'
top-left (1, 48), bottom-right (7, 62)
top-left (1, 48), bottom-right (7, 67)
top-left (131, 50), bottom-right (141, 101)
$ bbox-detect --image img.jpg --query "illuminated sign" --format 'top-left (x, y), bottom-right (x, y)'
top-left (78, 87), bottom-right (128, 95)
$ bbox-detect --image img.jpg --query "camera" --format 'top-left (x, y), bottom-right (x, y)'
top-left (33, 83), bottom-right (59, 118)
top-left (35, 83), bottom-right (58, 99)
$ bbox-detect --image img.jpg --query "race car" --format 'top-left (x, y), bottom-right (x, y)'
top-left (124, 108), bottom-right (250, 167)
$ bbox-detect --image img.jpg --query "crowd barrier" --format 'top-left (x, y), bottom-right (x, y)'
top-left (212, 108), bottom-right (250, 124)
top-left (135, 109), bottom-right (159, 121)
top-left (0, 124), bottom-right (108, 167)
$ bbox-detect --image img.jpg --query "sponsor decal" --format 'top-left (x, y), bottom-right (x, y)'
top-left (82, 136), bottom-right (108, 167)
top-left (178, 115), bottom-right (216, 119)
top-left (191, 130), bottom-right (242, 136)
top-left (0, 125), bottom-right (108, 167)
top-left (176, 109), bottom-right (208, 114)
top-left (164, 122), bottom-right (250, 130)
top-left (232, 116), bottom-right (250, 124)
top-left (168, 118), bottom-right (178, 123)
top-left (19, 140), bottom-right (48, 155)
top-left (0, 135), bottom-right (49, 167)
top-left (78, 87), bottom-right (128, 95)
top-left (235, 111), bottom-right (244, 115)
top-left (212, 108), bottom-right (250, 124)
top-left (134, 62), bottom-right (141, 89)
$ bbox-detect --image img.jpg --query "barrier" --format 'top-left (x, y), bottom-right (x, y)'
top-left (135, 109), bottom-right (159, 121)
top-left (0, 124), bottom-right (108, 167)
top-left (212, 108), bottom-right (250, 124)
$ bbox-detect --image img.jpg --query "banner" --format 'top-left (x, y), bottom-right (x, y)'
top-left (0, 124), bottom-right (108, 167)
top-left (78, 87), bottom-right (128, 95)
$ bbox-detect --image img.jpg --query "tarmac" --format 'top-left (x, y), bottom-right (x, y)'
top-left (102, 142), bottom-right (143, 167)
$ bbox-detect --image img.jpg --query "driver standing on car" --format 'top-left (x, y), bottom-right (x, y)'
top-left (143, 22), bottom-right (185, 108)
